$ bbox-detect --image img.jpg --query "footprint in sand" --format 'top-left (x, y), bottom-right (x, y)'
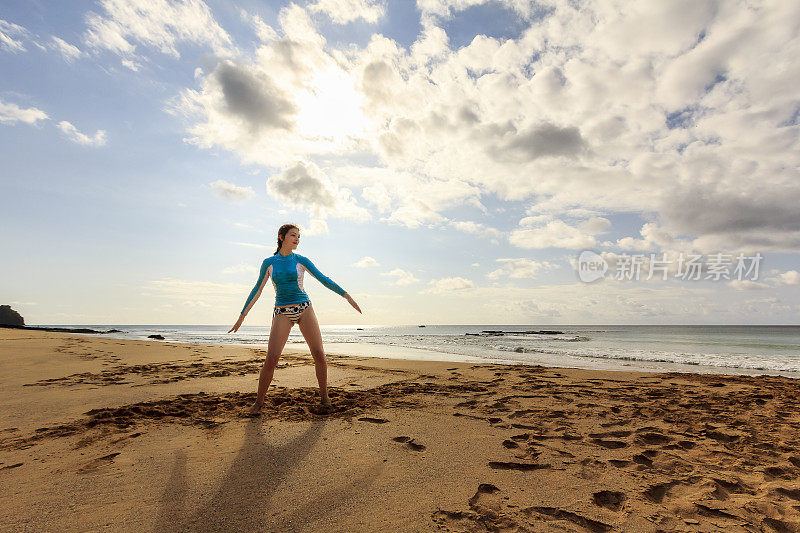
top-left (578, 458), bottom-right (606, 479)
top-left (593, 490), bottom-right (626, 511)
top-left (775, 487), bottom-right (800, 501)
top-left (608, 459), bottom-right (631, 468)
top-left (632, 450), bottom-right (658, 466)
top-left (78, 452), bottom-right (120, 473)
top-left (763, 465), bottom-right (797, 480)
top-left (591, 438), bottom-right (628, 449)
top-left (393, 436), bottom-right (425, 451)
top-left (642, 480), bottom-right (680, 503)
top-left (468, 483), bottom-right (505, 515)
top-left (526, 507), bottom-right (612, 532)
top-left (432, 483), bottom-right (521, 531)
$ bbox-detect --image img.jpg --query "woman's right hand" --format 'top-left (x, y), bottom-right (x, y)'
top-left (344, 293), bottom-right (362, 314)
top-left (228, 314), bottom-right (244, 333)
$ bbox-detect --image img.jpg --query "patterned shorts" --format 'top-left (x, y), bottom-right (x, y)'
top-left (273, 301), bottom-right (311, 324)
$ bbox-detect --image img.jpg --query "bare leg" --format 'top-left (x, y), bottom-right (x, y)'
top-left (297, 305), bottom-right (331, 407)
top-left (247, 312), bottom-right (293, 415)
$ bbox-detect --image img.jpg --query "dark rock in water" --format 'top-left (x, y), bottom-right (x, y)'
top-left (148, 334), bottom-right (165, 340)
top-left (356, 328), bottom-right (363, 330)
top-left (467, 329), bottom-right (566, 337)
top-left (107, 329), bottom-right (122, 333)
top-left (418, 325), bottom-right (426, 327)
top-left (0, 305), bottom-right (24, 326)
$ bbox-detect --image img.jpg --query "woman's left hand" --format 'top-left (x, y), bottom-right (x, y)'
top-left (344, 293), bottom-right (362, 314)
top-left (228, 314), bottom-right (244, 333)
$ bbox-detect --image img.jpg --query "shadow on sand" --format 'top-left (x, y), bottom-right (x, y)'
top-left (154, 416), bottom-right (384, 532)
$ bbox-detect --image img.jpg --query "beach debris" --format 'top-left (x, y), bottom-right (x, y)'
top-left (357, 417), bottom-right (389, 423)
top-left (488, 461), bottom-right (550, 471)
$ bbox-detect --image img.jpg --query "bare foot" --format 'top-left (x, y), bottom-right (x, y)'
top-left (318, 398), bottom-right (332, 413)
top-left (244, 401), bottom-right (264, 417)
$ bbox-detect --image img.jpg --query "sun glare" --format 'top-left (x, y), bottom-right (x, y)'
top-left (294, 65), bottom-right (368, 141)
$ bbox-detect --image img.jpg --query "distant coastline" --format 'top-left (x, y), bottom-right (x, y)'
top-left (0, 324), bottom-right (121, 334)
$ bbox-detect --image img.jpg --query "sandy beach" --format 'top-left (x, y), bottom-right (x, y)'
top-left (2, 329), bottom-right (800, 532)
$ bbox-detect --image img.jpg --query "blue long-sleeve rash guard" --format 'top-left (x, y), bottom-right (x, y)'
top-left (240, 252), bottom-right (347, 315)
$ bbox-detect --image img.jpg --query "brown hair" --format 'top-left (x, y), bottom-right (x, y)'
top-left (274, 224), bottom-right (299, 255)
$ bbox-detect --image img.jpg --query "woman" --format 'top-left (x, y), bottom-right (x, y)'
top-left (228, 224), bottom-right (362, 416)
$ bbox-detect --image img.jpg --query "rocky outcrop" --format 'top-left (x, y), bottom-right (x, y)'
top-left (0, 305), bottom-right (24, 326)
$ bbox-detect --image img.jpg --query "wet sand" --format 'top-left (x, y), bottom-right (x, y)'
top-left (1, 329), bottom-right (800, 532)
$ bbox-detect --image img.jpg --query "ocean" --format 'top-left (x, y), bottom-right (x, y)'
top-left (41, 324), bottom-right (800, 378)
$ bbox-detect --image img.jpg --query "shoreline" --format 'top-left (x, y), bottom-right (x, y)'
top-left (2, 329), bottom-right (800, 531)
top-left (9, 323), bottom-right (800, 380)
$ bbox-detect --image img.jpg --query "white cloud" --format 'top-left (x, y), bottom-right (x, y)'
top-left (383, 198), bottom-right (446, 228)
top-left (449, 219), bottom-right (502, 239)
top-left (222, 263), bottom-right (258, 275)
top-left (144, 278), bottom-right (248, 297)
top-left (578, 217), bottom-right (612, 235)
top-left (266, 161), bottom-right (370, 221)
top-left (778, 270), bottom-right (800, 286)
top-left (354, 256), bottom-right (380, 268)
top-left (487, 258), bottom-right (558, 279)
top-left (302, 219), bottom-right (329, 235)
top-left (83, 0), bottom-right (234, 65)
top-left (0, 19), bottom-right (28, 53)
top-left (422, 276), bottom-right (476, 294)
top-left (240, 11), bottom-right (278, 42)
top-left (209, 179), bottom-right (254, 202)
top-left (57, 121), bottom-right (107, 146)
top-left (416, 0), bottom-right (536, 20)
top-left (510, 219), bottom-right (602, 250)
top-left (307, 0), bottom-right (386, 24)
top-left (0, 98), bottom-right (48, 125)
top-left (381, 268), bottom-right (419, 285)
top-left (729, 279), bottom-right (770, 291)
top-left (169, 1), bottom-right (800, 254)
top-left (232, 241), bottom-right (270, 249)
top-left (49, 36), bottom-right (83, 62)
top-left (121, 58), bottom-right (142, 71)
top-left (616, 222), bottom-right (681, 252)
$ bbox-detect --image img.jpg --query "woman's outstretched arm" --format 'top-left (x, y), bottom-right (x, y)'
top-left (241, 258), bottom-right (272, 316)
top-left (297, 254), bottom-right (347, 296)
top-left (229, 258), bottom-right (272, 333)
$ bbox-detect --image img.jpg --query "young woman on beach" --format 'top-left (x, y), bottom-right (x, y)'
top-left (228, 224), bottom-right (362, 416)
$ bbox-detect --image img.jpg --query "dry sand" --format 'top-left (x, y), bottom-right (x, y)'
top-left (1, 329), bottom-right (800, 532)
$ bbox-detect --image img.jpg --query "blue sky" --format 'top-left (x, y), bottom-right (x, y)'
top-left (1, 0), bottom-right (799, 326)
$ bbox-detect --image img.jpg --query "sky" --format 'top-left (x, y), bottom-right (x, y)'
top-left (1, 0), bottom-right (799, 326)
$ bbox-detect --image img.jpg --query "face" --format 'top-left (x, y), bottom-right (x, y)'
top-left (283, 228), bottom-right (300, 250)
